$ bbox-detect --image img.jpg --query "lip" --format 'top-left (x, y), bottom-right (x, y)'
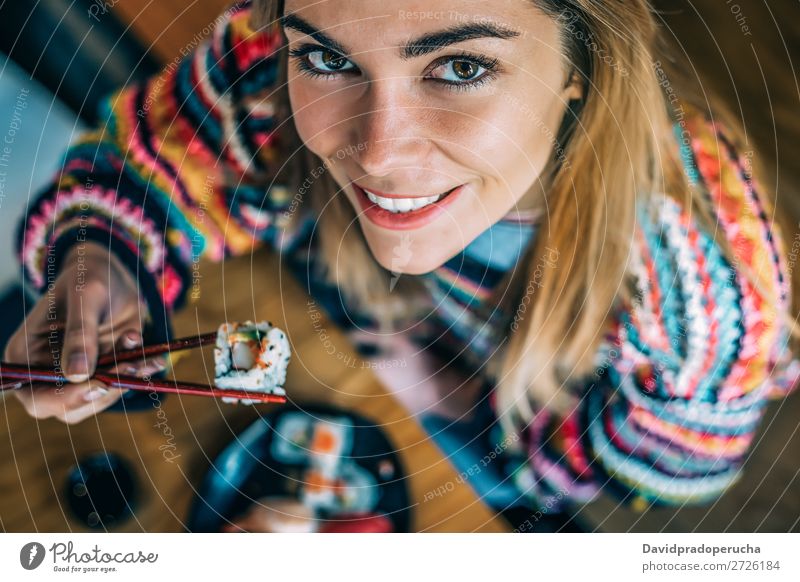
top-left (352, 183), bottom-right (465, 231)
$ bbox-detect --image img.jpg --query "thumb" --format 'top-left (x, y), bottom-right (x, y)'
top-left (62, 282), bottom-right (108, 383)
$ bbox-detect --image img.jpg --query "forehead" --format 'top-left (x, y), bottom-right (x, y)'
top-left (282, 0), bottom-right (556, 48)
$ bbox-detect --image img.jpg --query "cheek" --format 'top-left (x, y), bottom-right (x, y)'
top-left (287, 78), bottom-right (346, 159)
top-left (478, 94), bottom-right (566, 188)
top-left (448, 104), bottom-right (553, 191)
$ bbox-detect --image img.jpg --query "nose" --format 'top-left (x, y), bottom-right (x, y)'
top-left (351, 79), bottom-right (432, 178)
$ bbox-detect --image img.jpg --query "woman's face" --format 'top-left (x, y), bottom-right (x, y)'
top-left (284, 0), bottom-right (580, 275)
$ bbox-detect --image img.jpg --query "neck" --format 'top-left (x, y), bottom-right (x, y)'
top-left (510, 184), bottom-right (546, 222)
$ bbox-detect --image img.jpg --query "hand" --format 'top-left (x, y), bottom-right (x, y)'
top-left (4, 242), bottom-right (164, 424)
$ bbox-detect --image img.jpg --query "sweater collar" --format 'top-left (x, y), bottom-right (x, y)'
top-left (425, 207), bottom-right (541, 306)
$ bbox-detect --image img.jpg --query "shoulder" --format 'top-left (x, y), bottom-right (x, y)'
top-left (660, 102), bottom-right (789, 313)
top-left (610, 104), bottom-right (799, 403)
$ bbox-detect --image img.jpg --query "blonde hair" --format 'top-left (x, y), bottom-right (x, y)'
top-left (250, 0), bottom-right (800, 425)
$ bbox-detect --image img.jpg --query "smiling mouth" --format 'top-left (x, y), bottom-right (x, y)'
top-left (359, 186), bottom-right (459, 214)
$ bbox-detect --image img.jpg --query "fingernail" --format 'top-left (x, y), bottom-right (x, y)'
top-left (122, 331), bottom-right (143, 349)
top-left (67, 353), bottom-right (90, 382)
top-left (84, 387), bottom-right (109, 402)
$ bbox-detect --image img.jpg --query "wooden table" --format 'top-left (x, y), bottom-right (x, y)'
top-left (0, 249), bottom-right (509, 532)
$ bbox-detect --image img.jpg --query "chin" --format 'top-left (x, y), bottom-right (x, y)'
top-left (387, 261), bottom-right (440, 276)
top-left (365, 237), bottom-right (447, 276)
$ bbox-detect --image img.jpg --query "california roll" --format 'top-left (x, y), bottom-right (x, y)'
top-left (214, 321), bottom-right (290, 404)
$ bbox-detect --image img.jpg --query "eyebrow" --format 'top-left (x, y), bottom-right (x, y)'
top-left (279, 14), bottom-right (521, 59)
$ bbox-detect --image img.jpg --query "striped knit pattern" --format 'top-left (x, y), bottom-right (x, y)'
top-left (414, 214), bottom-right (538, 375)
top-left (18, 2), bottom-right (292, 312)
top-left (506, 111), bottom-right (800, 511)
top-left (17, 1), bottom-right (800, 513)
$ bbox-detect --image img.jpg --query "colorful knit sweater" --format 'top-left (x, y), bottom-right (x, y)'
top-left (18, 2), bottom-right (800, 513)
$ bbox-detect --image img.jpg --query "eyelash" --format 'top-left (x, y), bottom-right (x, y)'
top-left (287, 44), bottom-right (500, 93)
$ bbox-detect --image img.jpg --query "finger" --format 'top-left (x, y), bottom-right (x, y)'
top-left (14, 379), bottom-right (111, 420)
top-left (4, 299), bottom-right (57, 364)
top-left (107, 356), bottom-right (166, 377)
top-left (63, 281), bottom-right (108, 383)
top-left (13, 383), bottom-right (57, 419)
top-left (120, 329), bottom-right (143, 349)
top-left (4, 322), bottom-right (30, 363)
top-left (98, 328), bottom-right (143, 357)
top-left (56, 388), bottom-right (127, 425)
top-left (98, 328), bottom-right (146, 372)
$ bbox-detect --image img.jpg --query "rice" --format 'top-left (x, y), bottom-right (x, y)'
top-left (213, 320), bottom-right (290, 404)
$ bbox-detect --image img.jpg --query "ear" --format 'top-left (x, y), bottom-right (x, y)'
top-left (561, 70), bottom-right (584, 102)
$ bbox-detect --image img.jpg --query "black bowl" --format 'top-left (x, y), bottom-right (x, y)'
top-left (64, 452), bottom-right (137, 530)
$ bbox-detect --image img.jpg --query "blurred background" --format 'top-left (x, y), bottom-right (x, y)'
top-left (0, 0), bottom-right (798, 532)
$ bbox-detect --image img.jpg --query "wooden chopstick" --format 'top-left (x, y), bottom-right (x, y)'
top-left (0, 362), bottom-right (286, 404)
top-left (96, 332), bottom-right (218, 368)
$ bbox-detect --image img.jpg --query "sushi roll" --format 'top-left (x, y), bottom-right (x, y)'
top-left (214, 321), bottom-right (290, 404)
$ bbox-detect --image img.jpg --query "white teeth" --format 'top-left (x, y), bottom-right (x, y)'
top-left (394, 198), bottom-right (414, 213)
top-left (364, 189), bottom-right (444, 213)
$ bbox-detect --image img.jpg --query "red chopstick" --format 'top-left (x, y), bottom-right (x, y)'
top-left (96, 332), bottom-right (218, 368)
top-left (0, 332), bottom-right (220, 394)
top-left (0, 362), bottom-right (286, 404)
